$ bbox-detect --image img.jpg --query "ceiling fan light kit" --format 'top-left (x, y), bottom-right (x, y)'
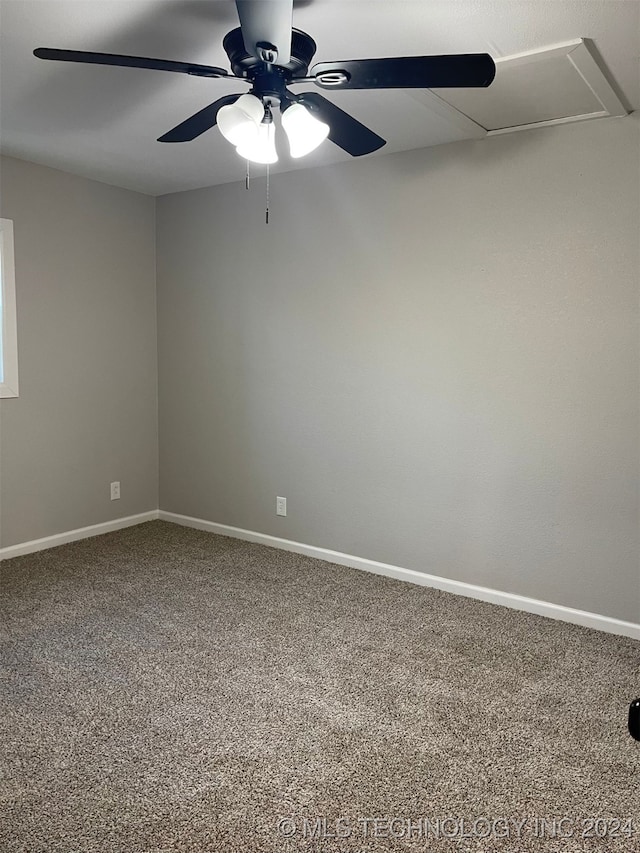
top-left (217, 92), bottom-right (329, 163)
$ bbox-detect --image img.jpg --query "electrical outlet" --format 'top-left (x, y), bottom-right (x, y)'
top-left (276, 496), bottom-right (287, 517)
top-left (110, 481), bottom-right (121, 501)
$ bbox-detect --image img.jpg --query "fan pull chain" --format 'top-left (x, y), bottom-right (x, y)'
top-left (245, 160), bottom-right (250, 190)
top-left (265, 163), bottom-right (270, 224)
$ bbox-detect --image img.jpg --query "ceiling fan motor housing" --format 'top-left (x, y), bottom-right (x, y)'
top-left (223, 27), bottom-right (317, 79)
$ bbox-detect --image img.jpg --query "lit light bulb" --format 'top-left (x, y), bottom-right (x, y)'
top-left (282, 102), bottom-right (329, 158)
top-left (236, 116), bottom-right (278, 164)
top-left (218, 93), bottom-right (264, 147)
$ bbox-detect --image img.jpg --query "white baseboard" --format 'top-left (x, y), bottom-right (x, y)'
top-left (0, 510), bottom-right (160, 560)
top-left (3, 508), bottom-right (637, 641)
top-left (159, 510), bottom-right (640, 641)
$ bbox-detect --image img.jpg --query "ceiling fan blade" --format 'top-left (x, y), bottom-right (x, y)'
top-left (34, 47), bottom-right (229, 79)
top-left (235, 0), bottom-right (293, 64)
top-left (310, 54), bottom-right (496, 89)
top-left (158, 95), bottom-right (241, 143)
top-left (296, 92), bottom-right (385, 157)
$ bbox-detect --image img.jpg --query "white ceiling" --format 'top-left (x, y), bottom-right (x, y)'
top-left (0, 1), bottom-right (638, 196)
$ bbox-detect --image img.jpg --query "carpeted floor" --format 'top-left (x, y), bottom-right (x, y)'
top-left (0, 520), bottom-right (638, 853)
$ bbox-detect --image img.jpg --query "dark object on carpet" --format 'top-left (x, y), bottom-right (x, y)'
top-left (630, 699), bottom-right (640, 740)
top-left (1, 520), bottom-right (639, 853)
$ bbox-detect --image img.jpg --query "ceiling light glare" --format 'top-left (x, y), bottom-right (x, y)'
top-left (282, 103), bottom-right (329, 158)
top-left (217, 93), bottom-right (264, 147)
top-left (236, 119), bottom-right (278, 164)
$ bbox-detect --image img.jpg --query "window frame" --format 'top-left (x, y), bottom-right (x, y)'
top-left (0, 218), bottom-right (19, 398)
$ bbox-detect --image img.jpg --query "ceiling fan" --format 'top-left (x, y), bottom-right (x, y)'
top-left (34, 0), bottom-right (496, 164)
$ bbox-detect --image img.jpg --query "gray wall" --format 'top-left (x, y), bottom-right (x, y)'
top-left (0, 156), bottom-right (158, 547)
top-left (157, 115), bottom-right (639, 624)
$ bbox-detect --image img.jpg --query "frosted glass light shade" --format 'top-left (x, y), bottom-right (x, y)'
top-left (282, 103), bottom-right (329, 158)
top-left (236, 120), bottom-right (278, 164)
top-left (217, 94), bottom-right (264, 147)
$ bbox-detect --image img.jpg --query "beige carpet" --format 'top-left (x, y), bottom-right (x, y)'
top-left (1, 520), bottom-right (638, 852)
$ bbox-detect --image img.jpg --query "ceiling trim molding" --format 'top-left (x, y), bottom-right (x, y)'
top-left (568, 38), bottom-right (628, 117)
top-left (486, 110), bottom-right (611, 137)
top-left (404, 89), bottom-right (487, 139)
top-left (493, 38), bottom-right (584, 67)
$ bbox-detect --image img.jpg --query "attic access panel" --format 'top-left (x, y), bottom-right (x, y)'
top-left (428, 39), bottom-right (627, 135)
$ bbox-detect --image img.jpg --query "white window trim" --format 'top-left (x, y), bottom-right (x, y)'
top-left (0, 218), bottom-right (19, 398)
